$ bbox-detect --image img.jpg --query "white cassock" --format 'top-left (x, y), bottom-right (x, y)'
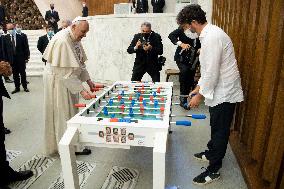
top-left (42, 28), bottom-right (90, 155)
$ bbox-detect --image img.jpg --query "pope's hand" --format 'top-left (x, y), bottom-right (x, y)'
top-left (87, 80), bottom-right (96, 92)
top-left (80, 90), bottom-right (92, 100)
top-left (0, 61), bottom-right (12, 77)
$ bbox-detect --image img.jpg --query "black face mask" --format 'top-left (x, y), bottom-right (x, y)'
top-left (142, 33), bottom-right (150, 39)
top-left (51, 6), bottom-right (54, 10)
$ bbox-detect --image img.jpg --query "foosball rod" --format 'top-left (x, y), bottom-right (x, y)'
top-left (87, 110), bottom-right (206, 119)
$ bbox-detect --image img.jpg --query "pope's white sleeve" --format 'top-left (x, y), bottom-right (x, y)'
top-left (79, 67), bottom-right (90, 82)
top-left (63, 68), bottom-right (84, 94)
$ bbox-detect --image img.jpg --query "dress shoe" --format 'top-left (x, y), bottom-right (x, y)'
top-left (5, 79), bottom-right (13, 83)
top-left (75, 148), bottom-right (91, 155)
top-left (8, 170), bottom-right (33, 183)
top-left (4, 127), bottom-right (11, 134)
top-left (11, 89), bottom-right (20, 94)
top-left (0, 170), bottom-right (33, 187)
top-left (23, 88), bottom-right (29, 92)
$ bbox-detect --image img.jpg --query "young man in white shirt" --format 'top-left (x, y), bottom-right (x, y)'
top-left (177, 5), bottom-right (244, 185)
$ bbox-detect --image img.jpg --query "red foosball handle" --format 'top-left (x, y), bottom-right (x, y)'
top-left (91, 88), bottom-right (101, 92)
top-left (74, 103), bottom-right (86, 108)
top-left (95, 84), bottom-right (104, 88)
top-left (90, 95), bottom-right (96, 98)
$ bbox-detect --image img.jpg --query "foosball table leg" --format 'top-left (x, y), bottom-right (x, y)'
top-left (59, 127), bottom-right (80, 189)
top-left (153, 132), bottom-right (167, 189)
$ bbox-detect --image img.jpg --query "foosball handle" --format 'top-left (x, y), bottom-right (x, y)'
top-left (91, 88), bottom-right (101, 92)
top-left (176, 120), bottom-right (192, 126)
top-left (95, 84), bottom-right (105, 88)
top-left (74, 103), bottom-right (86, 108)
top-left (191, 114), bottom-right (207, 119)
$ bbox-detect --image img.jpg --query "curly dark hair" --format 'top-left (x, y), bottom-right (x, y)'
top-left (177, 4), bottom-right (207, 25)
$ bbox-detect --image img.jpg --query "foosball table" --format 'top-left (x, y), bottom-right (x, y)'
top-left (58, 81), bottom-right (206, 189)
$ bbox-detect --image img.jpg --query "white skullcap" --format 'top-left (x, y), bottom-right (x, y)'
top-left (72, 16), bottom-right (90, 24)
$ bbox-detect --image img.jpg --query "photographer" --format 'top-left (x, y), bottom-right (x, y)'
top-left (169, 27), bottom-right (201, 109)
top-left (127, 22), bottom-right (163, 82)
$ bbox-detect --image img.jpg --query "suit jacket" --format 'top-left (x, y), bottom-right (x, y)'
top-left (168, 28), bottom-right (201, 61)
top-left (5, 33), bottom-right (30, 68)
top-left (37, 35), bottom-right (50, 54)
top-left (127, 31), bottom-right (163, 71)
top-left (45, 10), bottom-right (60, 27)
top-left (0, 5), bottom-right (5, 23)
top-left (0, 75), bottom-right (9, 98)
top-left (1, 35), bottom-right (13, 64)
top-left (0, 37), bottom-right (10, 98)
top-left (37, 34), bottom-right (50, 63)
top-left (82, 6), bottom-right (88, 17)
top-left (135, 0), bottom-right (148, 13)
top-left (151, 0), bottom-right (165, 13)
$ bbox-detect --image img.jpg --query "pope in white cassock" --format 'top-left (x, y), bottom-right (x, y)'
top-left (42, 17), bottom-right (96, 156)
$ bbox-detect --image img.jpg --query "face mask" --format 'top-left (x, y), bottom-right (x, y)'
top-left (0, 29), bottom-right (3, 35)
top-left (47, 31), bottom-right (54, 37)
top-left (184, 29), bottom-right (198, 39)
top-left (51, 6), bottom-right (54, 10)
top-left (83, 4), bottom-right (86, 7)
top-left (16, 28), bottom-right (22, 34)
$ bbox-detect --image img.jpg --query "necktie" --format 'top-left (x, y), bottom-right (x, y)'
top-left (11, 35), bottom-right (15, 52)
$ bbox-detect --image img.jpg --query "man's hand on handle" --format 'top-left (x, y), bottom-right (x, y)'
top-left (188, 86), bottom-right (203, 108)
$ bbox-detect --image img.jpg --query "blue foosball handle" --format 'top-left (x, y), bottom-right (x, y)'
top-left (191, 114), bottom-right (207, 119)
top-left (175, 120), bottom-right (191, 126)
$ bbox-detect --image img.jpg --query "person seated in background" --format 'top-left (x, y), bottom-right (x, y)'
top-left (135, 0), bottom-right (148, 13)
top-left (37, 25), bottom-right (54, 64)
top-left (127, 22), bottom-right (163, 82)
top-left (168, 27), bottom-right (201, 109)
top-left (0, 61), bottom-right (33, 188)
top-left (58, 20), bottom-right (71, 32)
top-left (151, 0), bottom-right (165, 13)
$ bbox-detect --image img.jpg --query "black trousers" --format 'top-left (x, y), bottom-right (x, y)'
top-left (131, 67), bottom-right (160, 82)
top-left (205, 102), bottom-right (236, 173)
top-left (12, 65), bottom-right (27, 90)
top-left (0, 97), bottom-right (9, 176)
top-left (176, 60), bottom-right (196, 102)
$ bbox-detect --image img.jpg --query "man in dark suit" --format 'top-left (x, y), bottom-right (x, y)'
top-left (169, 27), bottom-right (201, 109)
top-left (127, 22), bottom-right (163, 82)
top-left (151, 0), bottom-right (165, 13)
top-left (37, 25), bottom-right (54, 64)
top-left (135, 0), bottom-right (148, 13)
top-left (5, 23), bottom-right (30, 94)
top-left (0, 61), bottom-right (33, 188)
top-left (45, 4), bottom-right (60, 33)
top-left (82, 2), bottom-right (88, 17)
top-left (0, 1), bottom-right (5, 27)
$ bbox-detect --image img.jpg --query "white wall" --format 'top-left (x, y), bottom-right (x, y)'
top-left (82, 14), bottom-right (179, 83)
top-left (33, 0), bottom-right (82, 24)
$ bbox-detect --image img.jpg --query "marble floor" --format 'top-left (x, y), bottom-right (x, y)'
top-left (3, 77), bottom-right (247, 189)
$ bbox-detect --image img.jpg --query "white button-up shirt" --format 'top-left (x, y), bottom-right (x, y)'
top-left (198, 24), bottom-right (244, 107)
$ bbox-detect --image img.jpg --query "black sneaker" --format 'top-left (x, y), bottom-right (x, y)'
top-left (194, 151), bottom-right (209, 162)
top-left (193, 167), bottom-right (220, 185)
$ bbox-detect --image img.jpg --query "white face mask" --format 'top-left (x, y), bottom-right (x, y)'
top-left (0, 29), bottom-right (3, 35)
top-left (184, 29), bottom-right (198, 39)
